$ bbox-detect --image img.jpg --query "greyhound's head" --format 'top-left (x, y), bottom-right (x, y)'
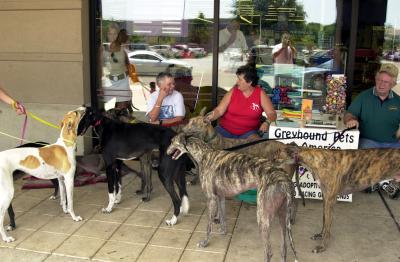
top-left (60, 108), bottom-right (85, 147)
top-left (77, 106), bottom-right (103, 136)
top-left (104, 108), bottom-right (140, 123)
top-left (167, 133), bottom-right (189, 160)
top-left (182, 107), bottom-right (215, 141)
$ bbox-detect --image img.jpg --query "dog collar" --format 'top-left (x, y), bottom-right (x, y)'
top-left (205, 132), bottom-right (218, 143)
top-left (94, 120), bottom-right (102, 127)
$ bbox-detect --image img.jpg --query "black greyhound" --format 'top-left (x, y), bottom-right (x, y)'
top-left (77, 107), bottom-right (189, 225)
top-left (7, 142), bottom-right (58, 231)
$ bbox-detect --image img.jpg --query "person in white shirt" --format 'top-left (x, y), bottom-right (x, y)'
top-left (219, 19), bottom-right (248, 52)
top-left (272, 32), bottom-right (297, 64)
top-left (147, 72), bottom-right (185, 126)
top-left (219, 19), bottom-right (248, 71)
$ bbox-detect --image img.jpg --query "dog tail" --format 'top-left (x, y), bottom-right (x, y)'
top-left (286, 185), bottom-right (298, 262)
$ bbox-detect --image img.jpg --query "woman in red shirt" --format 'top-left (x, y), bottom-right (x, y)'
top-left (206, 65), bottom-right (276, 140)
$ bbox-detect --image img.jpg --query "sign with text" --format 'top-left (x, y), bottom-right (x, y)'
top-left (270, 126), bottom-right (360, 202)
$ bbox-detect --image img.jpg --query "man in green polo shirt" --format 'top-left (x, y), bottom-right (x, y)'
top-left (344, 63), bottom-right (400, 198)
top-left (345, 63), bottom-right (400, 147)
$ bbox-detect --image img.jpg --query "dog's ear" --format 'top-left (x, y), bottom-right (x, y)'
top-left (203, 116), bottom-right (211, 124)
top-left (199, 107), bottom-right (207, 116)
top-left (285, 142), bottom-right (300, 157)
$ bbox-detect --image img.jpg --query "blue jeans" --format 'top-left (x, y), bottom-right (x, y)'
top-left (359, 138), bottom-right (400, 149)
top-left (215, 125), bottom-right (258, 139)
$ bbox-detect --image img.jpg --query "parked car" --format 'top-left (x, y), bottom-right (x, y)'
top-left (382, 50), bottom-right (400, 61)
top-left (149, 45), bottom-right (183, 58)
top-left (124, 43), bottom-right (150, 51)
top-left (187, 43), bottom-right (207, 57)
top-left (173, 44), bottom-right (207, 58)
top-left (172, 44), bottom-right (194, 58)
top-left (248, 45), bottom-right (273, 65)
top-left (309, 49), bottom-right (333, 66)
top-left (128, 50), bottom-right (192, 77)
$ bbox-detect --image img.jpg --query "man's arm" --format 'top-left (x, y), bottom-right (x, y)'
top-left (147, 89), bottom-right (168, 122)
top-left (343, 112), bottom-right (359, 129)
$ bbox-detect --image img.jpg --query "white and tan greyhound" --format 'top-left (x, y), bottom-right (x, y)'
top-left (0, 108), bottom-right (84, 242)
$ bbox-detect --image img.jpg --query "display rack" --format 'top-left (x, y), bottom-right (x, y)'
top-left (257, 64), bottom-right (329, 112)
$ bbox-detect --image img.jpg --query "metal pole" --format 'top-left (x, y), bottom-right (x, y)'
top-left (211, 0), bottom-right (220, 109)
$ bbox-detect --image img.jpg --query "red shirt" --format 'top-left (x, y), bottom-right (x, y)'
top-left (219, 86), bottom-right (263, 135)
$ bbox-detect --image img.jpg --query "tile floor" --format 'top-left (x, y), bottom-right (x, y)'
top-left (1, 161), bottom-right (400, 262)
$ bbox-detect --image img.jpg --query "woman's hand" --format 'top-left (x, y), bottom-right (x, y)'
top-left (12, 101), bottom-right (26, 115)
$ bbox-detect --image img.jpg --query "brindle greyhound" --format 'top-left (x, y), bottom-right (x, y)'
top-left (293, 146), bottom-right (400, 253)
top-left (181, 110), bottom-right (301, 221)
top-left (181, 110), bottom-right (400, 253)
top-left (181, 110), bottom-right (297, 182)
top-left (168, 133), bottom-right (298, 262)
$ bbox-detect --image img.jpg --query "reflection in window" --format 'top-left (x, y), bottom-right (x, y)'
top-left (218, 0), bottom-right (342, 113)
top-left (383, 0), bottom-right (400, 95)
top-left (100, 0), bottom-right (214, 113)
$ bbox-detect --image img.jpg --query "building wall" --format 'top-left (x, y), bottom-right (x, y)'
top-left (0, 0), bottom-right (91, 153)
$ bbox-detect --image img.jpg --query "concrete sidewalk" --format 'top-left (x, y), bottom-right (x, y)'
top-left (1, 162), bottom-right (399, 262)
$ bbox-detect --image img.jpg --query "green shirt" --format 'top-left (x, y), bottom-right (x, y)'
top-left (347, 87), bottom-right (400, 143)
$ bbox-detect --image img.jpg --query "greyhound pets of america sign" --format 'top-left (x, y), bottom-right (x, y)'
top-left (270, 126), bottom-right (360, 202)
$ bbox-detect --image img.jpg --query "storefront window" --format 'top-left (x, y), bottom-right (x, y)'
top-left (381, 0), bottom-right (400, 93)
top-left (100, 0), bottom-right (214, 114)
top-left (218, 0), bottom-right (345, 114)
top-left (98, 0), bottom-right (351, 117)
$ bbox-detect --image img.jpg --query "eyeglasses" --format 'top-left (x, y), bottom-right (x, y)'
top-left (111, 52), bottom-right (118, 63)
top-left (376, 78), bottom-right (393, 86)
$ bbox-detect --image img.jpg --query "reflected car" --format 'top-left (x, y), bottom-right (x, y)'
top-left (309, 49), bottom-right (333, 66)
top-left (128, 50), bottom-right (192, 76)
top-left (149, 44), bottom-right (183, 58)
top-left (249, 45), bottom-right (273, 65)
top-left (187, 43), bottom-right (207, 57)
top-left (173, 44), bottom-right (207, 58)
top-left (223, 47), bottom-right (246, 62)
top-left (123, 43), bottom-right (150, 51)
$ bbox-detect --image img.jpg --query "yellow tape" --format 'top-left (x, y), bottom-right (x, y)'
top-left (28, 112), bottom-right (60, 129)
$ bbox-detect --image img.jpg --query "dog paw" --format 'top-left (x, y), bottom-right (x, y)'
top-left (6, 225), bottom-right (15, 231)
top-left (312, 245), bottom-right (325, 253)
top-left (311, 233), bottom-right (322, 241)
top-left (165, 215), bottom-right (177, 226)
top-left (2, 236), bottom-right (15, 243)
top-left (49, 195), bottom-right (57, 200)
top-left (72, 216), bottom-right (83, 222)
top-left (102, 207), bottom-right (113, 213)
top-left (141, 197), bottom-right (150, 202)
top-left (197, 239), bottom-right (209, 248)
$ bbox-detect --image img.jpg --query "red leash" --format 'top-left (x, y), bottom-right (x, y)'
top-left (12, 101), bottom-right (28, 145)
top-left (19, 114), bottom-right (28, 145)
